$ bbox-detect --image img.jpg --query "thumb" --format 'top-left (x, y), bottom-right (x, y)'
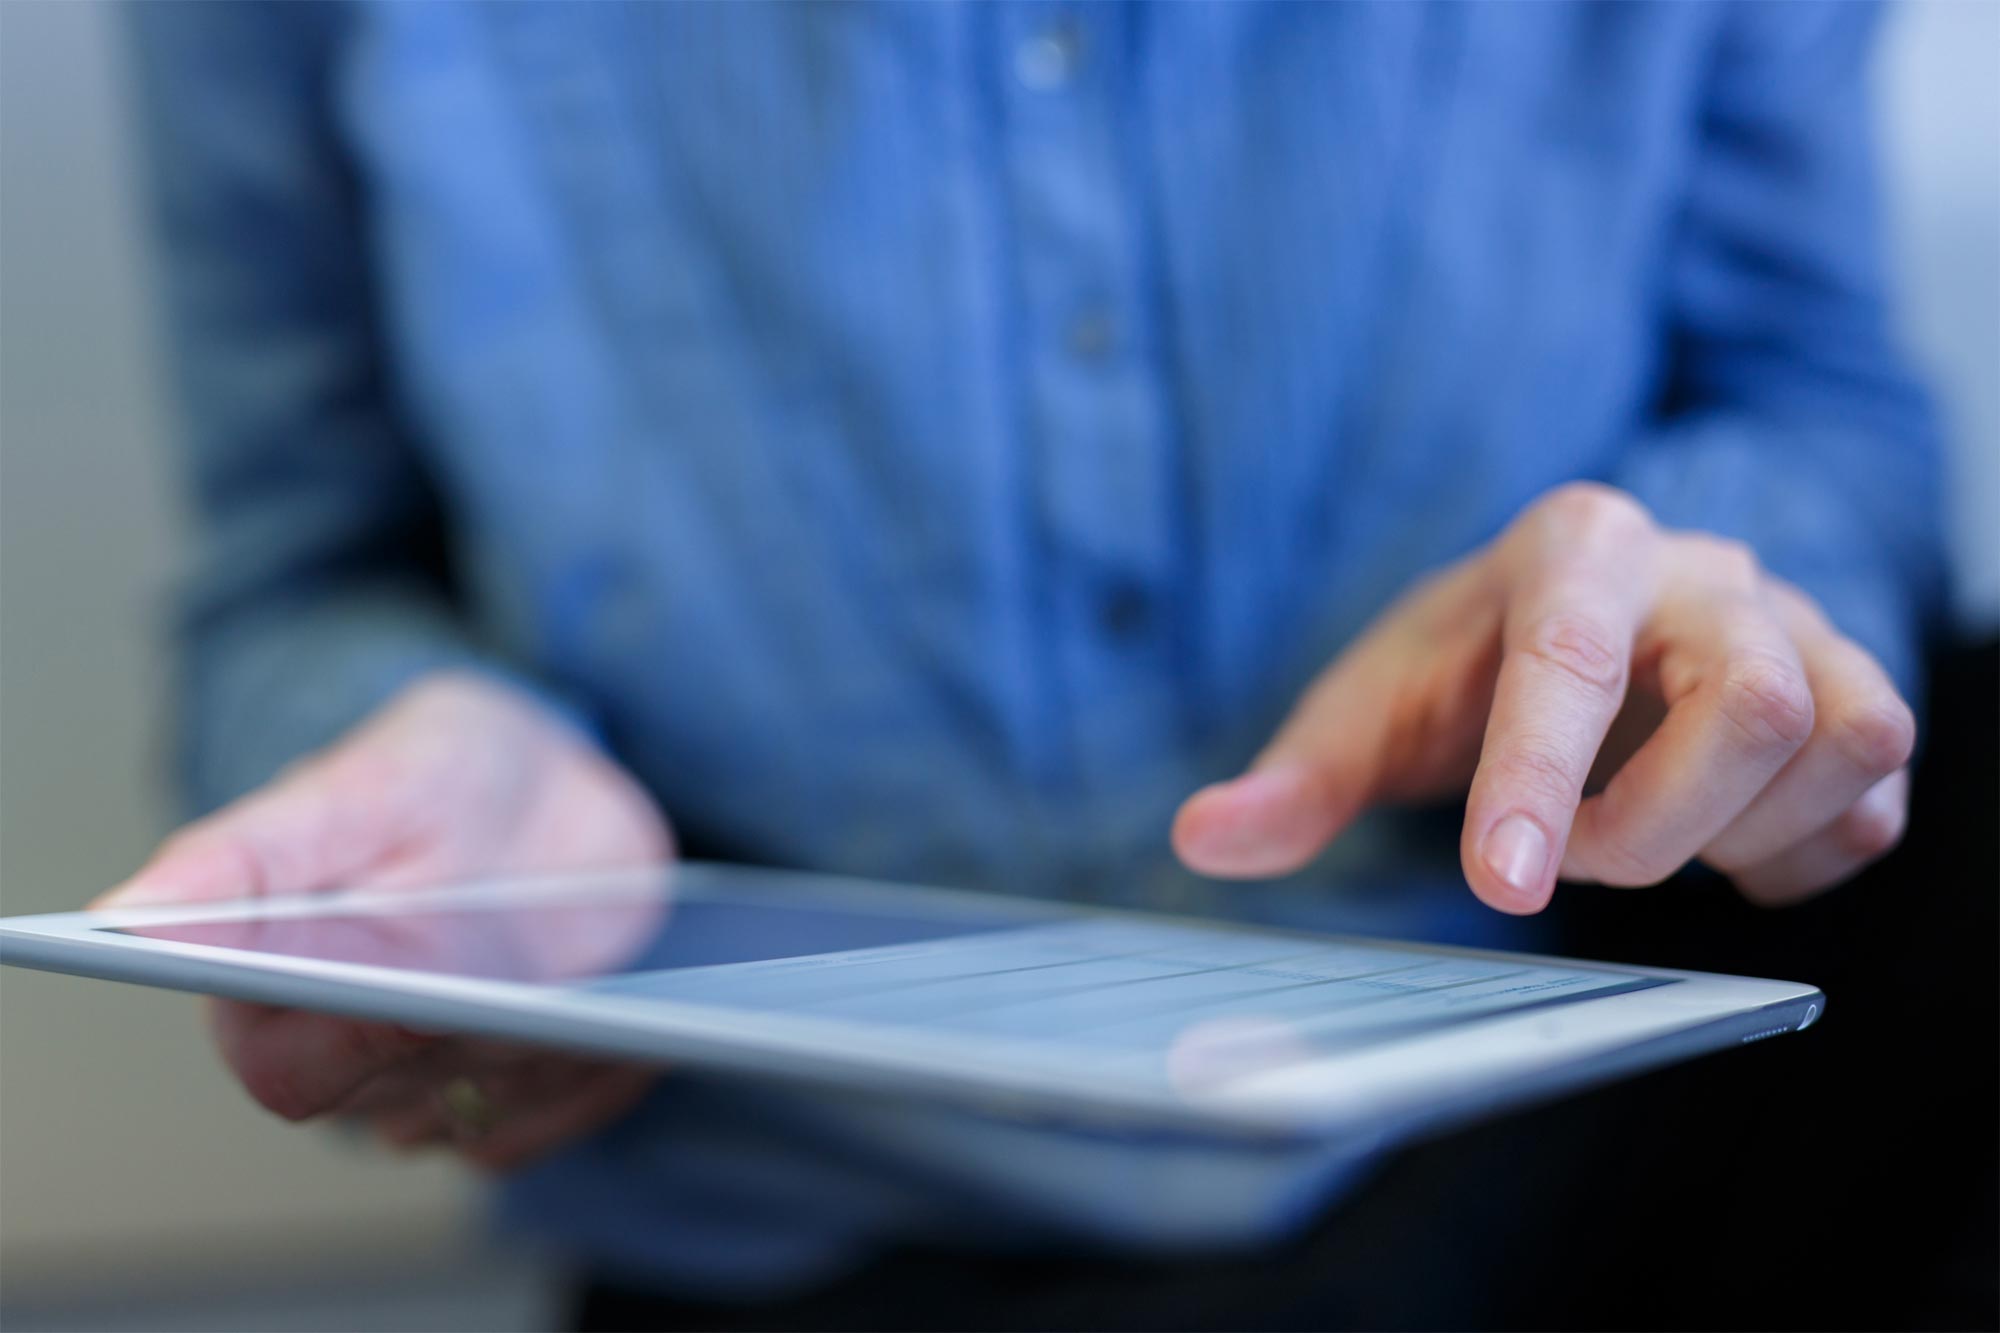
top-left (1172, 660), bottom-right (1392, 880)
top-left (94, 755), bottom-right (400, 909)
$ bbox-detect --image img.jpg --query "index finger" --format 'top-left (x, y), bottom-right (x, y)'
top-left (1460, 493), bottom-right (1658, 912)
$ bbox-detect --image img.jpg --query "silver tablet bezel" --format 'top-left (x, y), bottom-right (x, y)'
top-left (0, 863), bottom-right (1823, 1142)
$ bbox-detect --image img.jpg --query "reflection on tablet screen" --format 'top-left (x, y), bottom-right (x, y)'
top-left (114, 887), bottom-right (1670, 1087)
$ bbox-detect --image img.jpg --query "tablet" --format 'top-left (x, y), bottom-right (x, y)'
top-left (0, 862), bottom-right (1822, 1141)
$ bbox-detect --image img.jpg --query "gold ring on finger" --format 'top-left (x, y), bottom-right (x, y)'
top-left (439, 1076), bottom-right (499, 1141)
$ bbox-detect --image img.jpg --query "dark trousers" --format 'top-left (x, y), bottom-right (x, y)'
top-left (575, 640), bottom-right (1999, 1333)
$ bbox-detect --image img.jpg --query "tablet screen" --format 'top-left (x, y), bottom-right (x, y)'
top-left (113, 877), bottom-right (1670, 1082)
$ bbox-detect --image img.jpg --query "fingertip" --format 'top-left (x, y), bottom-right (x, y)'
top-left (1459, 862), bottom-right (1554, 915)
top-left (1170, 784), bottom-right (1239, 874)
top-left (1463, 812), bottom-right (1557, 915)
top-left (90, 871), bottom-right (189, 911)
top-left (1468, 880), bottom-right (1554, 917)
top-left (1172, 766), bottom-right (1349, 880)
top-left (89, 833), bottom-right (258, 911)
top-left (87, 883), bottom-right (148, 912)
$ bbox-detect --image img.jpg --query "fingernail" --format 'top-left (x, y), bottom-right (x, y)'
top-left (1481, 815), bottom-right (1549, 900)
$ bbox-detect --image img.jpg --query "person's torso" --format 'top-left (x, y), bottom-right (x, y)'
top-left (334, 0), bottom-right (1706, 898)
top-left (306, 0), bottom-right (1729, 1282)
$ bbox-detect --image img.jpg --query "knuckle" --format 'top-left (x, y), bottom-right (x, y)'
top-left (1698, 837), bottom-right (1756, 877)
top-left (316, 748), bottom-right (414, 826)
top-left (245, 829), bottom-right (314, 899)
top-left (240, 1065), bottom-right (321, 1123)
top-left (319, 743), bottom-right (401, 797)
top-left (1491, 735), bottom-right (1588, 807)
top-left (176, 829), bottom-right (270, 897)
top-left (385, 670), bottom-right (488, 720)
top-left (154, 824), bottom-right (217, 866)
top-left (1732, 870), bottom-right (1826, 910)
top-left (1683, 534), bottom-right (1762, 588)
top-left (1832, 798), bottom-right (1907, 863)
top-left (1765, 578), bottom-right (1825, 626)
top-left (1716, 653), bottom-right (1816, 751)
top-left (1585, 830), bottom-right (1681, 888)
top-left (1824, 697), bottom-right (1917, 776)
top-left (1537, 482), bottom-right (1654, 539)
top-left (1518, 613), bottom-right (1628, 701)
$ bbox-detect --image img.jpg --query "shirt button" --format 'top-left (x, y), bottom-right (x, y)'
top-left (1066, 309), bottom-right (1116, 361)
top-left (1098, 580), bottom-right (1151, 640)
top-left (1014, 21), bottom-right (1082, 90)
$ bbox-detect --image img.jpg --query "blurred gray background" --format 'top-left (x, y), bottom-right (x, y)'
top-left (1, 1), bottom-right (1994, 1328)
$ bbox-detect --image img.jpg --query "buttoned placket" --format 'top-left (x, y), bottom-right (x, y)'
top-left (993, 4), bottom-right (1188, 894)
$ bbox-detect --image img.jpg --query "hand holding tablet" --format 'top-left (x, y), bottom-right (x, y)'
top-left (88, 672), bottom-right (674, 1168)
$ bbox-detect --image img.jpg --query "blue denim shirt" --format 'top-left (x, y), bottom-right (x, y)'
top-left (128, 0), bottom-right (1944, 1294)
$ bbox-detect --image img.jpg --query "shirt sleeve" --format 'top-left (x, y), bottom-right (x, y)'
top-left (1612, 0), bottom-right (1948, 698)
top-left (124, 1), bottom-right (580, 814)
